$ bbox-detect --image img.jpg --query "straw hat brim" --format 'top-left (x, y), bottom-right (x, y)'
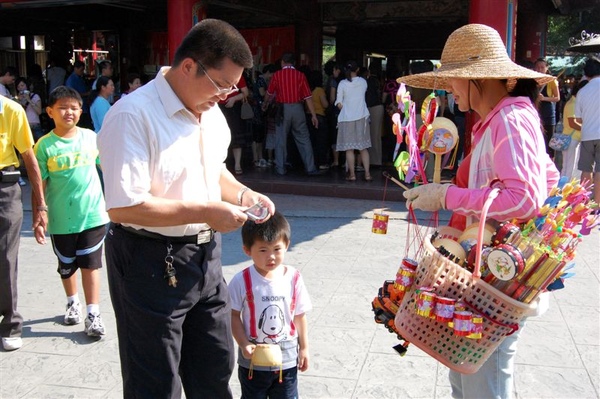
top-left (398, 60), bottom-right (555, 91)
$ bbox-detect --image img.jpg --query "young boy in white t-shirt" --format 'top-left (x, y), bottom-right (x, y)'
top-left (228, 211), bottom-right (311, 398)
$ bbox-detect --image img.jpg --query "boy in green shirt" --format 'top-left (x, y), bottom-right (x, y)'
top-left (34, 86), bottom-right (109, 337)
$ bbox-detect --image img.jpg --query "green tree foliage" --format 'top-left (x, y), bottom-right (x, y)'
top-left (547, 7), bottom-right (600, 55)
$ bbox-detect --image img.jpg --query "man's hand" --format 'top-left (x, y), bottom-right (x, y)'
top-left (239, 189), bottom-right (275, 223)
top-left (311, 114), bottom-right (318, 129)
top-left (403, 183), bottom-right (451, 212)
top-left (203, 202), bottom-right (250, 232)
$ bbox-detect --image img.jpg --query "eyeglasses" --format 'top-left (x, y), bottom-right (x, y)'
top-left (196, 60), bottom-right (238, 96)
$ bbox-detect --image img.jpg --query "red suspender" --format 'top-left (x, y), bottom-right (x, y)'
top-left (243, 268), bottom-right (257, 340)
top-left (289, 270), bottom-right (300, 336)
top-left (243, 267), bottom-right (301, 340)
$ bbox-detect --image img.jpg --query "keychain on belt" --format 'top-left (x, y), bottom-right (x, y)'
top-left (164, 244), bottom-right (177, 287)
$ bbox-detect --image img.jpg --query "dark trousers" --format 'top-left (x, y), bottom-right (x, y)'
top-left (105, 224), bottom-right (234, 399)
top-left (0, 181), bottom-right (23, 338)
top-left (308, 114), bottom-right (330, 167)
top-left (239, 366), bottom-right (298, 399)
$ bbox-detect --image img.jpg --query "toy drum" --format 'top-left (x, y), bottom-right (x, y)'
top-left (433, 226), bottom-right (463, 242)
top-left (433, 238), bottom-right (466, 264)
top-left (434, 296), bottom-right (456, 322)
top-left (453, 310), bottom-right (473, 336)
top-left (249, 344), bottom-right (283, 382)
top-left (416, 288), bottom-right (437, 317)
top-left (372, 212), bottom-right (389, 234)
top-left (467, 313), bottom-right (484, 340)
top-left (395, 266), bottom-right (415, 292)
top-left (459, 222), bottom-right (495, 246)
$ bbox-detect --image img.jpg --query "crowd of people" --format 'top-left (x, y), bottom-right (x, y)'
top-left (1, 18), bottom-right (599, 399)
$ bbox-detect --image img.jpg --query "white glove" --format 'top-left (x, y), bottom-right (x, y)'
top-left (403, 183), bottom-right (451, 212)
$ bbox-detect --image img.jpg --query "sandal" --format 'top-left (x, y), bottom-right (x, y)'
top-left (235, 168), bottom-right (243, 175)
top-left (365, 174), bottom-right (373, 182)
top-left (345, 175), bottom-right (356, 181)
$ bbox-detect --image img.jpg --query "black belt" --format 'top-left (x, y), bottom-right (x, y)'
top-left (117, 224), bottom-right (214, 245)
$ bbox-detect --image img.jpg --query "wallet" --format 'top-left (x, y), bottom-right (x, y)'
top-left (0, 170), bottom-right (21, 183)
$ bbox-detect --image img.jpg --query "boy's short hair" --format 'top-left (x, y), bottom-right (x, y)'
top-left (48, 85), bottom-right (83, 107)
top-left (242, 211), bottom-right (291, 248)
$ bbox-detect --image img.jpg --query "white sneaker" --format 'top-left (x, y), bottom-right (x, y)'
top-left (84, 313), bottom-right (105, 337)
top-left (64, 302), bottom-right (82, 325)
top-left (2, 337), bottom-right (23, 351)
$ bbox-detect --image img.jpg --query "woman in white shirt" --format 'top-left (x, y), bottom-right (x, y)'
top-left (335, 61), bottom-right (372, 181)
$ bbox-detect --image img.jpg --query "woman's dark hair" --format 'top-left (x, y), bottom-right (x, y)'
top-left (571, 79), bottom-right (589, 97)
top-left (14, 77), bottom-right (28, 91)
top-left (308, 70), bottom-right (323, 90)
top-left (262, 64), bottom-right (277, 74)
top-left (344, 60), bottom-right (359, 82)
top-left (241, 211), bottom-right (291, 248)
top-left (510, 78), bottom-right (539, 105)
top-left (126, 73), bottom-right (140, 85)
top-left (89, 76), bottom-right (112, 106)
top-left (323, 60), bottom-right (341, 77)
top-left (173, 19), bottom-right (253, 74)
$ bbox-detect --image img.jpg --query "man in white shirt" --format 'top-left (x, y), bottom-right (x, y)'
top-left (97, 19), bottom-right (274, 398)
top-left (574, 57), bottom-right (600, 206)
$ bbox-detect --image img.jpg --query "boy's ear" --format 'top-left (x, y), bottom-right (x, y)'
top-left (46, 106), bottom-right (53, 118)
top-left (242, 245), bottom-right (252, 257)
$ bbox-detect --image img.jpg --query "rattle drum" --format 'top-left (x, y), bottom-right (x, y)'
top-left (372, 211), bottom-right (389, 234)
top-left (249, 344), bottom-right (283, 382)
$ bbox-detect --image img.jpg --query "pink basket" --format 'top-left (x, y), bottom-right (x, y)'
top-left (394, 189), bottom-right (535, 374)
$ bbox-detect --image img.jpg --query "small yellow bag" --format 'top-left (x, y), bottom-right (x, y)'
top-left (249, 344), bottom-right (283, 383)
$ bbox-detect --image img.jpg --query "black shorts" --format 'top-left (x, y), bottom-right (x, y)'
top-left (51, 224), bottom-right (107, 279)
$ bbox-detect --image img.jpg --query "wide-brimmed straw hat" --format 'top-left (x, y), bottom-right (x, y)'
top-left (398, 24), bottom-right (555, 91)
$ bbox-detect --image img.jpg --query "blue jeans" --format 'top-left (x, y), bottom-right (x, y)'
top-left (449, 320), bottom-right (525, 399)
top-left (239, 366), bottom-right (298, 399)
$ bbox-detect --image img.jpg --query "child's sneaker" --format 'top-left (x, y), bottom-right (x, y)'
top-left (84, 313), bottom-right (105, 337)
top-left (64, 302), bottom-right (82, 325)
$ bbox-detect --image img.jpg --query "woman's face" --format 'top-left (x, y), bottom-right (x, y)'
top-left (448, 78), bottom-right (474, 112)
top-left (534, 61), bottom-right (548, 74)
top-left (102, 80), bottom-right (115, 96)
top-left (16, 81), bottom-right (28, 92)
top-left (129, 78), bottom-right (141, 92)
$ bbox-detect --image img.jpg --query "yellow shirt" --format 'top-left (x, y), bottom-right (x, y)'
top-left (311, 87), bottom-right (327, 117)
top-left (561, 96), bottom-right (581, 141)
top-left (1, 96), bottom-right (34, 169)
top-left (547, 78), bottom-right (559, 98)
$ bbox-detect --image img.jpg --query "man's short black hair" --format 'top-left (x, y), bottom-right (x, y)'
top-left (1, 66), bottom-right (17, 77)
top-left (281, 52), bottom-right (295, 65)
top-left (99, 61), bottom-right (112, 72)
top-left (241, 211), bottom-right (291, 249)
top-left (73, 60), bottom-right (85, 69)
top-left (47, 85), bottom-right (83, 107)
top-left (173, 18), bottom-right (253, 75)
top-left (583, 57), bottom-right (600, 78)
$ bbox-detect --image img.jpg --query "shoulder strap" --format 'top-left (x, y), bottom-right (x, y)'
top-left (242, 268), bottom-right (257, 340)
top-left (289, 270), bottom-right (301, 336)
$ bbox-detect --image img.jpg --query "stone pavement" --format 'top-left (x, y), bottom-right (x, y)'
top-left (1, 185), bottom-right (599, 399)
